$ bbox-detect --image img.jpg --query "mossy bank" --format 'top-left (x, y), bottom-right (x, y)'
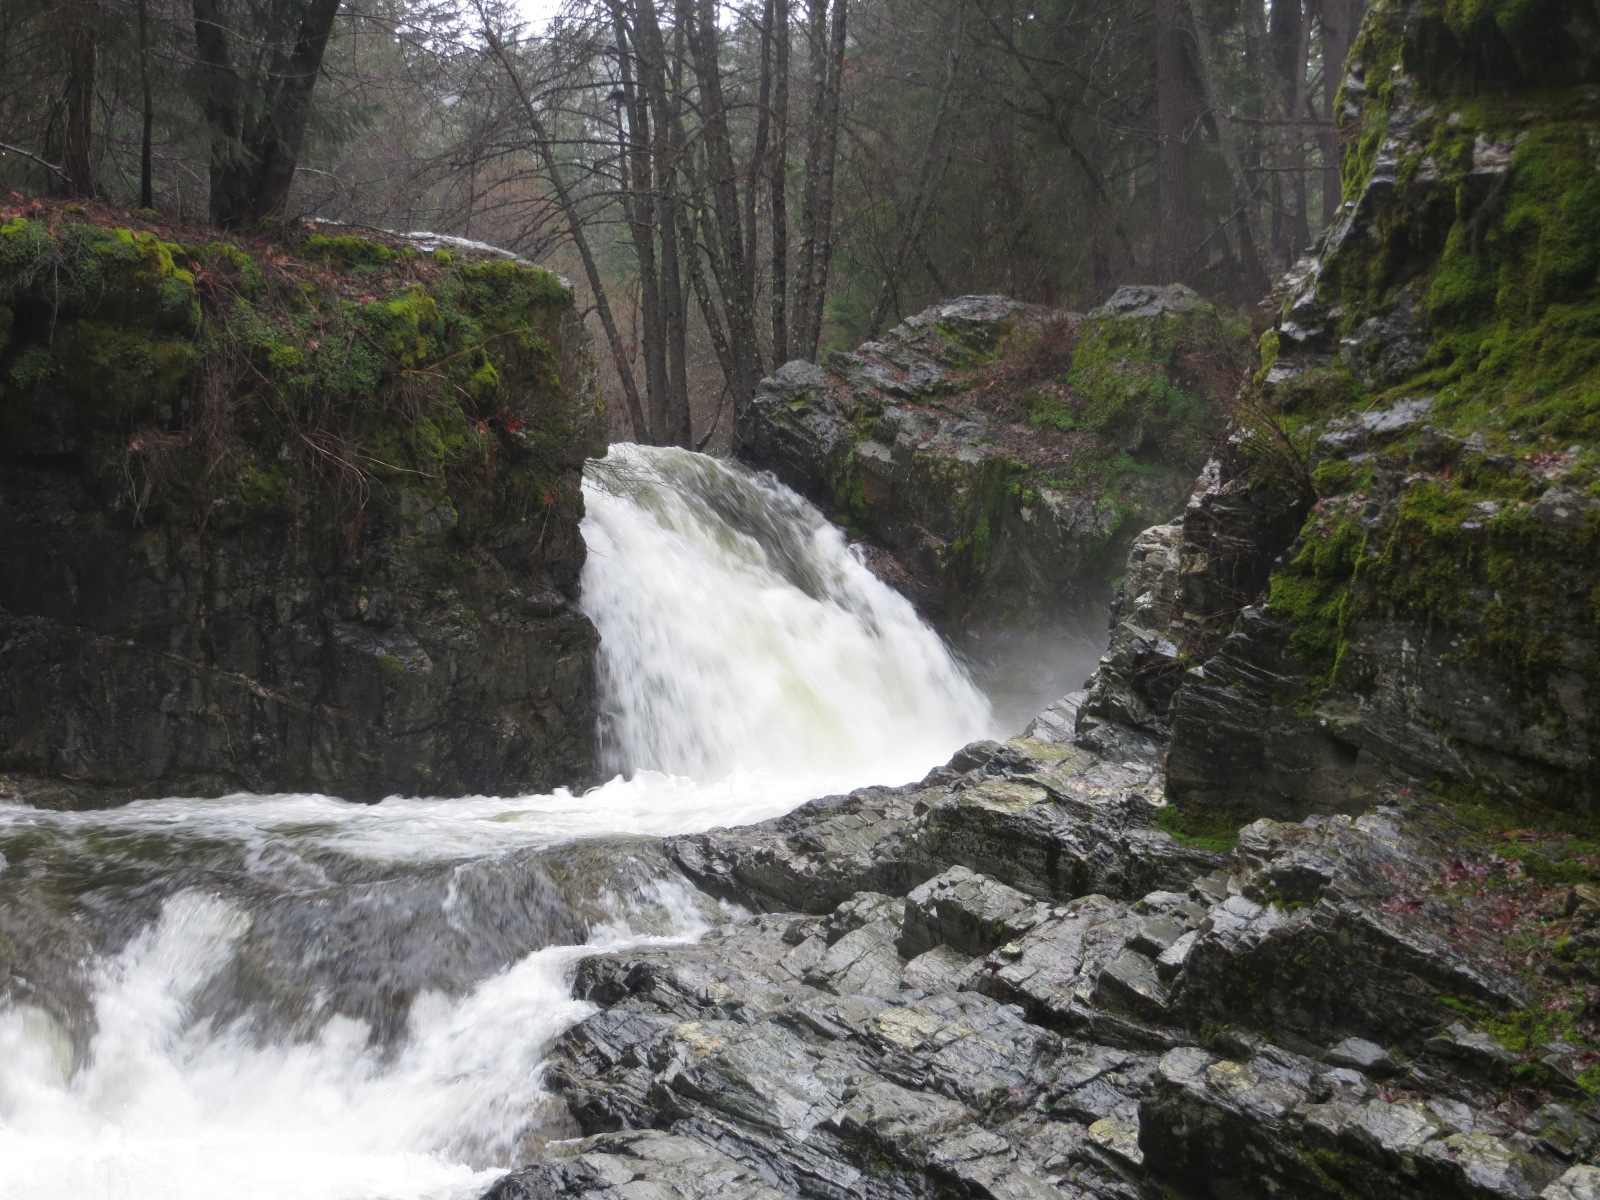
top-left (0, 206), bottom-right (605, 802)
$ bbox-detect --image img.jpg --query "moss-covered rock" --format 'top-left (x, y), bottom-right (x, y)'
top-left (733, 291), bottom-right (1251, 639)
top-left (1084, 0), bottom-right (1600, 821)
top-left (0, 212), bottom-right (604, 802)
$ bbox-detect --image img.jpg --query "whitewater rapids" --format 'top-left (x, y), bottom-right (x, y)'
top-left (0, 445), bottom-right (997, 1200)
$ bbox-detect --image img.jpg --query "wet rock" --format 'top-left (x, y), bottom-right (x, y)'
top-left (734, 293), bottom-right (1244, 633)
top-left (1326, 1036), bottom-right (1400, 1077)
top-left (484, 1130), bottom-right (800, 1200)
top-left (1545, 1166), bottom-right (1600, 1200)
top-left (1171, 809), bottom-right (1529, 1054)
top-left (1091, 284), bottom-right (1207, 320)
top-left (666, 784), bottom-right (928, 913)
top-left (1075, 519), bottom-right (1186, 749)
top-left (1093, 950), bottom-right (1171, 1023)
top-left (805, 917), bottom-right (906, 998)
top-left (890, 741), bottom-right (1224, 903)
top-left (897, 866), bottom-right (1043, 958)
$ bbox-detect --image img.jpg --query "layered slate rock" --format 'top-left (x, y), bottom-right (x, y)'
top-left (488, 706), bottom-right (1600, 1200)
top-left (0, 214), bottom-right (604, 801)
top-left (733, 290), bottom-right (1250, 632)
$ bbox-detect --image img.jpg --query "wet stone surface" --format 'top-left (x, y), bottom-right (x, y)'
top-left (488, 723), bottom-right (1591, 1199)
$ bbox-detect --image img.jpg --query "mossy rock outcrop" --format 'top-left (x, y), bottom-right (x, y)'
top-left (0, 211), bottom-right (604, 802)
top-left (1079, 0), bottom-right (1600, 819)
top-left (733, 291), bottom-right (1251, 637)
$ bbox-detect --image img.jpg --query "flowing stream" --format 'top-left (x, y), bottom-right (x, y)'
top-left (0, 445), bottom-right (997, 1200)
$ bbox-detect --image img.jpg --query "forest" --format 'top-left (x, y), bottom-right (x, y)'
top-left (0, 0), bottom-right (1361, 445)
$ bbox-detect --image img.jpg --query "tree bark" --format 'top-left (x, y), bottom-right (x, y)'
top-left (606, 3), bottom-right (669, 442)
top-left (138, 0), bottom-right (154, 209)
top-left (769, 0), bottom-right (791, 364)
top-left (62, 1), bottom-right (99, 198)
top-left (684, 0), bottom-right (763, 405)
top-left (791, 0), bottom-right (847, 360)
top-left (1268, 0), bottom-right (1311, 263)
top-left (866, 0), bottom-right (966, 336)
top-left (191, 0), bottom-right (343, 228)
top-left (1153, 0), bottom-right (1196, 277)
top-left (1187, 0), bottom-right (1268, 292)
top-left (1316, 0), bottom-right (1362, 222)
top-left (630, 0), bottom-right (695, 442)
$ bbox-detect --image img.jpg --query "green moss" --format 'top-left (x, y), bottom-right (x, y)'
top-left (190, 240), bottom-right (267, 300)
top-left (1069, 312), bottom-right (1213, 439)
top-left (1272, 366), bottom-right (1363, 420)
top-left (1155, 803), bottom-right (1248, 853)
top-left (933, 316), bottom-right (1014, 369)
top-left (1026, 388), bottom-right (1078, 432)
top-left (300, 233), bottom-right (401, 269)
top-left (0, 217), bottom-right (53, 297)
top-left (0, 218), bottom-right (594, 569)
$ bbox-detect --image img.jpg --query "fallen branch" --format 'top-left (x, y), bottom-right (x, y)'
top-left (0, 141), bottom-right (72, 185)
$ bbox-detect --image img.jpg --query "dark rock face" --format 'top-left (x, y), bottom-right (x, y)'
top-left (733, 290), bottom-right (1251, 633)
top-left (488, 719), bottom-right (1598, 1200)
top-left (0, 219), bottom-right (604, 801)
top-left (0, 472), bottom-right (597, 801)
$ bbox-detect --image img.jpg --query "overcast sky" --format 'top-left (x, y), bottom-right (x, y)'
top-left (515, 0), bottom-right (564, 31)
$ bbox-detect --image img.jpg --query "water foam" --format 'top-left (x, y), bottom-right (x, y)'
top-left (0, 882), bottom-right (716, 1200)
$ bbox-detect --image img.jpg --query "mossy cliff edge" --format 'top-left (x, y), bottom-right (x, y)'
top-left (0, 209), bottom-right (605, 802)
top-left (1080, 0), bottom-right (1600, 822)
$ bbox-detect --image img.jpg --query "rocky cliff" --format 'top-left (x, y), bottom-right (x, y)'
top-left (1080, 0), bottom-right (1600, 822)
top-left (733, 290), bottom-right (1252, 635)
top-left (0, 206), bottom-right (604, 802)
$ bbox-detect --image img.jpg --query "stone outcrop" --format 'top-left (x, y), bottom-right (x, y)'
top-left (1077, 0), bottom-right (1600, 818)
top-left (0, 211), bottom-right (604, 801)
top-left (733, 290), bottom-right (1251, 633)
top-left (486, 713), bottom-right (1600, 1200)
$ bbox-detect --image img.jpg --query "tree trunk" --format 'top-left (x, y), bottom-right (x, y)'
top-left (791, 0), bottom-right (847, 360)
top-left (191, 0), bottom-right (343, 229)
top-left (481, 21), bottom-right (651, 443)
top-left (769, 0), bottom-right (791, 364)
top-left (1316, 0), bottom-right (1362, 222)
top-left (62, 1), bottom-right (99, 198)
top-left (1187, 0), bottom-right (1268, 292)
top-left (631, 0), bottom-right (694, 442)
top-left (138, 0), bottom-right (154, 209)
top-left (1153, 0), bottom-right (1197, 278)
top-left (866, 0), bottom-right (966, 337)
top-left (1268, 0), bottom-right (1311, 264)
top-left (745, 0), bottom-right (774, 333)
top-left (684, 0), bottom-right (763, 405)
top-left (606, 4), bottom-right (669, 442)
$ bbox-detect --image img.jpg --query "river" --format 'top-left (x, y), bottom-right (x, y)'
top-left (0, 445), bottom-right (997, 1200)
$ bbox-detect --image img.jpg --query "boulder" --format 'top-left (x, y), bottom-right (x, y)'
top-left (734, 292), bottom-right (1250, 634)
top-left (0, 220), bottom-right (604, 801)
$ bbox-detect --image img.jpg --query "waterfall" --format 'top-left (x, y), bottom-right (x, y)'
top-left (583, 444), bottom-right (993, 787)
top-left (0, 448), bottom-right (995, 1200)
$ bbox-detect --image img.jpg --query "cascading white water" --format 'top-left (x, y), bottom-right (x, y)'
top-left (583, 444), bottom-right (993, 789)
top-left (0, 447), bottom-right (997, 1200)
